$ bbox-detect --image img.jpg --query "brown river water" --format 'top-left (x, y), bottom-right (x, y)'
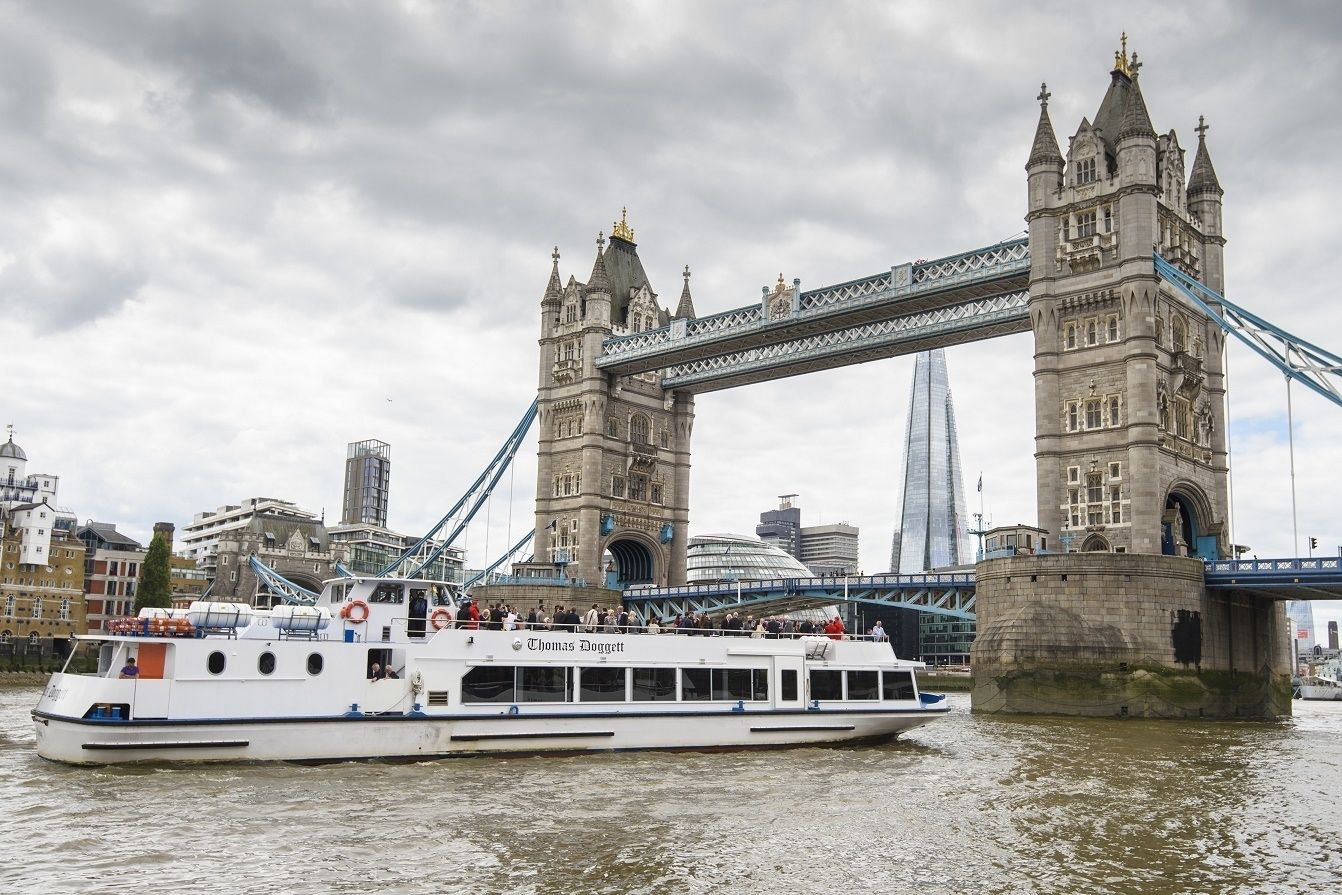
top-left (1, 684), bottom-right (1339, 894)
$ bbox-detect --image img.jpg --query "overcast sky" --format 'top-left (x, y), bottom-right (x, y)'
top-left (4, 1), bottom-right (1341, 633)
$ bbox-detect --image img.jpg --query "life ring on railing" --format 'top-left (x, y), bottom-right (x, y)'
top-left (430, 608), bottom-right (453, 630)
top-left (342, 599), bottom-right (370, 623)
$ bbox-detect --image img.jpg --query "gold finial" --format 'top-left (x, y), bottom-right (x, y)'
top-left (775, 272), bottom-right (787, 293)
top-left (1113, 32), bottom-right (1135, 78)
top-left (611, 207), bottom-right (635, 242)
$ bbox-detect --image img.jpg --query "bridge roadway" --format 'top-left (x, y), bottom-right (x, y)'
top-left (622, 571), bottom-right (977, 622)
top-left (595, 238), bottom-right (1029, 392)
top-left (621, 558), bottom-right (1342, 622)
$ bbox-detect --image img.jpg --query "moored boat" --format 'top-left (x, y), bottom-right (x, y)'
top-left (32, 576), bottom-right (947, 765)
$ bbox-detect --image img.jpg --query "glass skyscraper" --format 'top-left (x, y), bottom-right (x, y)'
top-left (890, 349), bottom-right (972, 573)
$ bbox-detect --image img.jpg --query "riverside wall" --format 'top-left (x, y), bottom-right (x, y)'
top-left (970, 553), bottom-right (1292, 719)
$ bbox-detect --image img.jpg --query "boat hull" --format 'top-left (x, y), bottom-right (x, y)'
top-left (33, 706), bottom-right (945, 765)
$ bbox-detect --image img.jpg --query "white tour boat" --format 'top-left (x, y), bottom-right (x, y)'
top-left (32, 577), bottom-right (948, 765)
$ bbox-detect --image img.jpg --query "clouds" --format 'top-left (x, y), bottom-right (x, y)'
top-left (2, 0), bottom-right (1341, 630)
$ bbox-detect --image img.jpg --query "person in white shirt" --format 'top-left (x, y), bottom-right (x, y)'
top-left (871, 620), bottom-right (889, 642)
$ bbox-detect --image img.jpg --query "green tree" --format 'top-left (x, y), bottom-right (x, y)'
top-left (134, 532), bottom-right (172, 612)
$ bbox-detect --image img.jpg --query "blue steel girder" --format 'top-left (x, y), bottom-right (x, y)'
top-left (660, 290), bottom-right (1028, 393)
top-left (622, 575), bottom-right (977, 621)
top-left (1153, 253), bottom-right (1342, 409)
top-left (1204, 557), bottom-right (1342, 601)
top-left (595, 238), bottom-right (1029, 388)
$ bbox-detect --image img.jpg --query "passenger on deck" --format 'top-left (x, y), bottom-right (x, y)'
top-left (583, 604), bottom-right (600, 633)
top-left (871, 621), bottom-right (889, 642)
top-left (369, 662), bottom-right (383, 680)
top-left (824, 617), bottom-right (846, 641)
top-left (118, 657), bottom-right (139, 679)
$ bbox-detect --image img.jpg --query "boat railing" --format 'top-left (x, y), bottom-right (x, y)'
top-left (385, 615), bottom-right (893, 644)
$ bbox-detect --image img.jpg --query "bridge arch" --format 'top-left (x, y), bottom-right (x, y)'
top-left (1163, 481), bottom-right (1215, 558)
top-left (604, 532), bottom-right (662, 587)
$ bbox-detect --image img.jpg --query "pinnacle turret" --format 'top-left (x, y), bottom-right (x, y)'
top-left (1187, 116), bottom-right (1223, 196)
top-left (1026, 82), bottom-right (1064, 169)
top-left (585, 232), bottom-right (611, 295)
top-left (541, 246), bottom-right (562, 305)
top-left (673, 265), bottom-right (696, 320)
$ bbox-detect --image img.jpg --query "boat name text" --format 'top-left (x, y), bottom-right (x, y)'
top-left (526, 638), bottom-right (625, 655)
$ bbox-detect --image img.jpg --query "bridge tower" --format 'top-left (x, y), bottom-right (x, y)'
top-left (528, 214), bottom-right (694, 589)
top-left (974, 40), bottom-right (1290, 720)
top-left (1027, 41), bottom-right (1229, 559)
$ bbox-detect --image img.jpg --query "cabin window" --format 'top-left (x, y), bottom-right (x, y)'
top-left (810, 669), bottom-right (843, 701)
top-left (681, 668), bottom-right (711, 701)
top-left (883, 670), bottom-right (915, 700)
top-left (579, 667), bottom-right (626, 702)
top-left (370, 583), bottom-right (403, 604)
top-left (712, 669), bottom-right (756, 702)
top-left (631, 667), bottom-right (676, 701)
top-left (462, 666), bottom-right (516, 703)
top-left (847, 670), bottom-right (879, 700)
top-left (307, 653), bottom-right (323, 676)
top-left (258, 652), bottom-right (276, 676)
top-left (520, 666), bottom-right (570, 702)
top-left (207, 651), bottom-right (226, 675)
top-left (781, 669), bottom-right (798, 701)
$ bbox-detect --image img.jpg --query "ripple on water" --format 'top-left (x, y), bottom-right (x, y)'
top-left (2, 689), bottom-right (1342, 894)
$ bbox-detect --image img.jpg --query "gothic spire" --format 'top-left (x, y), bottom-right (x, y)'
top-left (542, 245), bottom-right (562, 304)
top-left (1187, 115), bottom-right (1223, 196)
top-left (1117, 74), bottom-right (1156, 141)
top-left (673, 265), bottom-right (696, 320)
top-left (1026, 82), bottom-right (1064, 169)
top-left (585, 231), bottom-right (611, 295)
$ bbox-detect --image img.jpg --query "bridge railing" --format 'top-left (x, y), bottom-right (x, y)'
top-left (626, 573), bottom-right (976, 600)
top-left (1205, 557), bottom-right (1341, 574)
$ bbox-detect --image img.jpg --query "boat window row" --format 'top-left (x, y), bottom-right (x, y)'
top-left (205, 650), bottom-right (324, 676)
top-left (459, 666), bottom-right (917, 704)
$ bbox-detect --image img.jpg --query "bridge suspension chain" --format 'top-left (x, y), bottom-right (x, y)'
top-left (1154, 253), bottom-right (1342, 408)
top-left (378, 398), bottom-right (539, 578)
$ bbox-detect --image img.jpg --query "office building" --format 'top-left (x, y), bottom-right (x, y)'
top-left (342, 439), bottom-right (391, 528)
top-left (756, 495), bottom-right (802, 558)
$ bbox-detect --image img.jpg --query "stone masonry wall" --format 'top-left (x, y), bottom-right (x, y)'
top-left (971, 553), bottom-right (1291, 719)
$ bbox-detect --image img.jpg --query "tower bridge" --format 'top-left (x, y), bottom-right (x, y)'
top-left (486, 37), bottom-right (1342, 718)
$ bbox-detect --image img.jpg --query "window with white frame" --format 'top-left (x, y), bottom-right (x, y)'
top-left (1075, 157), bottom-right (1097, 185)
top-left (1065, 323), bottom-right (1077, 350)
top-left (1107, 315), bottom-right (1119, 342)
top-left (1085, 400), bottom-right (1102, 429)
top-left (1109, 462), bottom-right (1121, 479)
top-left (1086, 319), bottom-right (1098, 346)
top-left (1067, 402), bottom-right (1079, 432)
top-left (32, 598), bottom-right (42, 619)
top-left (1108, 397), bottom-right (1120, 427)
top-left (1068, 466), bottom-right (1080, 484)
top-left (611, 476), bottom-right (626, 499)
top-left (1077, 210), bottom-right (1097, 238)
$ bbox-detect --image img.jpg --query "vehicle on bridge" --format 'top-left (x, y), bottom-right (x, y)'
top-left (32, 576), bottom-right (947, 764)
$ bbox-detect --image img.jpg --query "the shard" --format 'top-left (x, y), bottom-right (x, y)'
top-left (890, 349), bottom-right (972, 572)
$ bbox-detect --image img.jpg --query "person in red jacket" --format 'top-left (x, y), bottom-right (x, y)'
top-left (824, 616), bottom-right (846, 641)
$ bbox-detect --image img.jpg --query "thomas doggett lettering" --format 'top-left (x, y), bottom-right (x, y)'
top-left (525, 638), bottom-right (625, 654)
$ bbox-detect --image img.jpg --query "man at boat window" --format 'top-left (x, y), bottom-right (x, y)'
top-left (369, 662), bottom-right (383, 680)
top-left (384, 666), bottom-right (399, 679)
top-left (118, 657), bottom-right (139, 679)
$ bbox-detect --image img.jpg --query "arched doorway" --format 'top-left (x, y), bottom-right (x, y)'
top-left (1081, 534), bottom-right (1110, 552)
top-left (605, 537), bottom-right (656, 586)
top-left (1163, 486), bottom-right (1214, 558)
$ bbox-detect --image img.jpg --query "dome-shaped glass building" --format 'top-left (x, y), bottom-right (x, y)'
top-left (686, 533), bottom-right (813, 583)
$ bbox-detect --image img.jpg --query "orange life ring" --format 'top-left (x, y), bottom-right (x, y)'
top-left (344, 599), bottom-right (370, 623)
top-left (430, 608), bottom-right (453, 630)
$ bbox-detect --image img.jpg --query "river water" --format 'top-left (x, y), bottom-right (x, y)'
top-left (2, 685), bottom-right (1339, 895)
